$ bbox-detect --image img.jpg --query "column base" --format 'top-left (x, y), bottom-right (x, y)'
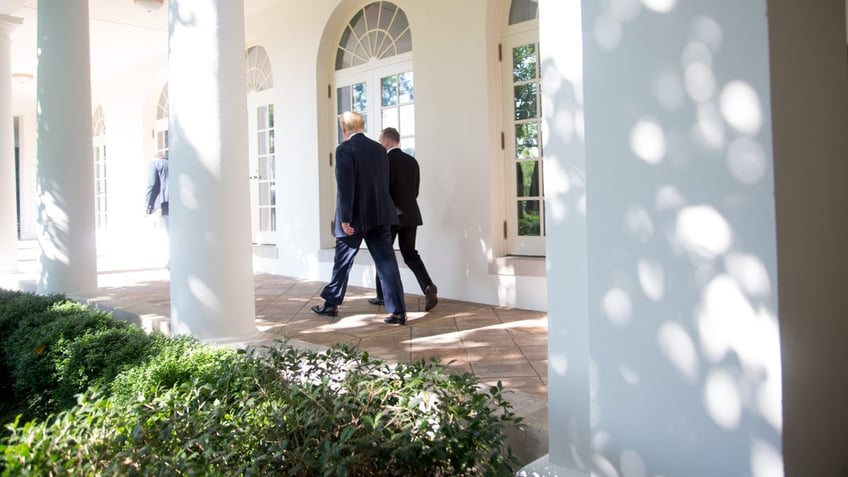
top-left (517, 455), bottom-right (588, 477)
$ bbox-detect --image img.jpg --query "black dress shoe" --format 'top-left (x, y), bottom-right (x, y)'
top-left (383, 313), bottom-right (407, 325)
top-left (368, 297), bottom-right (385, 305)
top-left (311, 303), bottom-right (338, 317)
top-left (424, 285), bottom-right (438, 312)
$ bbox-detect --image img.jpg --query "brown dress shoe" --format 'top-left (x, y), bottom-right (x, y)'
top-left (424, 285), bottom-right (438, 311)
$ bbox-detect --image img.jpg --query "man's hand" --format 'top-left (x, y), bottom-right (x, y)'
top-left (341, 222), bottom-right (355, 236)
top-left (146, 205), bottom-right (153, 215)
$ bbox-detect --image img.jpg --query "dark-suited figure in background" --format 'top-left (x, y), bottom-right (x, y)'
top-left (370, 127), bottom-right (438, 311)
top-left (311, 112), bottom-right (408, 325)
top-left (145, 152), bottom-right (169, 234)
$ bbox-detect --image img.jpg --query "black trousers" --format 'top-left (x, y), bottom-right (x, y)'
top-left (375, 225), bottom-right (434, 300)
top-left (320, 225), bottom-right (406, 314)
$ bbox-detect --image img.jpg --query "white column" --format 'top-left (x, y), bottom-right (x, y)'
top-left (0, 14), bottom-right (22, 273)
top-left (520, 1), bottom-right (591, 476)
top-left (168, 0), bottom-right (257, 342)
top-left (530, 0), bottom-right (798, 475)
top-left (35, 2), bottom-right (97, 295)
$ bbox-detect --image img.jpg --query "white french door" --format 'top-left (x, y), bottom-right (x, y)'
top-left (335, 56), bottom-right (413, 143)
top-left (247, 89), bottom-right (277, 245)
top-left (502, 30), bottom-right (545, 256)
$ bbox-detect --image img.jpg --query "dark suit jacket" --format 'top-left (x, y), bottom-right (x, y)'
top-left (333, 133), bottom-right (399, 238)
top-left (387, 148), bottom-right (423, 227)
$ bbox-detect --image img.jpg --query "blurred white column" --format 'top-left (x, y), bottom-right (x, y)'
top-left (167, 0), bottom-right (257, 342)
top-left (36, 2), bottom-right (97, 294)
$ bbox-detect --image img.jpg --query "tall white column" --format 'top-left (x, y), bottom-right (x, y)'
top-left (520, 1), bottom-right (592, 476)
top-left (529, 0), bottom-right (806, 475)
top-left (0, 14), bottom-right (22, 273)
top-left (35, 2), bottom-right (97, 295)
top-left (168, 0), bottom-right (257, 342)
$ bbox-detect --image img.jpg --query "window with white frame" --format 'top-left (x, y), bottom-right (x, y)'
top-left (92, 105), bottom-right (107, 230)
top-left (334, 1), bottom-right (414, 152)
top-left (245, 45), bottom-right (277, 244)
top-left (501, 0), bottom-right (543, 256)
top-left (154, 84), bottom-right (168, 155)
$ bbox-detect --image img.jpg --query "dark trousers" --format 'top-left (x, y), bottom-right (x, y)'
top-left (375, 225), bottom-right (434, 300)
top-left (321, 225), bottom-right (406, 314)
top-left (161, 202), bottom-right (169, 237)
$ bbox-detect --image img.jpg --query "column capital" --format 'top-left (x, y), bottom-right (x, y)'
top-left (0, 14), bottom-right (22, 38)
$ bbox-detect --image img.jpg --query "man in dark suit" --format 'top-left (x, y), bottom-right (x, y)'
top-left (369, 127), bottom-right (438, 311)
top-left (145, 152), bottom-right (170, 269)
top-left (311, 112), bottom-right (408, 325)
top-left (145, 152), bottom-right (169, 233)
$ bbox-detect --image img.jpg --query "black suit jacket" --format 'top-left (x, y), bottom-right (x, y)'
top-left (333, 133), bottom-right (399, 238)
top-left (387, 148), bottom-right (423, 227)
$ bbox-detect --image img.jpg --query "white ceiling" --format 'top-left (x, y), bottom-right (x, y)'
top-left (6, 0), bottom-right (169, 86)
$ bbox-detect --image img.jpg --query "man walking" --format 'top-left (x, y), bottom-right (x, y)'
top-left (369, 127), bottom-right (438, 311)
top-left (145, 152), bottom-right (170, 268)
top-left (145, 152), bottom-right (169, 233)
top-left (311, 112), bottom-right (408, 325)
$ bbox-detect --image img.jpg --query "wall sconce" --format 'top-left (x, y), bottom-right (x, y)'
top-left (134, 0), bottom-right (164, 12)
top-left (11, 73), bottom-right (33, 84)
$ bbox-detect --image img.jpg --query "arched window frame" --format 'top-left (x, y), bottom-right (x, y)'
top-left (500, 0), bottom-right (544, 256)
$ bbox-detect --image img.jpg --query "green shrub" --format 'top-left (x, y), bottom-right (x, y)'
top-left (53, 325), bottom-right (162, 409)
top-left (5, 301), bottom-right (133, 418)
top-left (0, 292), bottom-right (67, 402)
top-left (108, 335), bottom-right (242, 403)
top-left (1, 342), bottom-right (523, 476)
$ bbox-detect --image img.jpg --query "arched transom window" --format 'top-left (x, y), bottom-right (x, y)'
top-left (246, 45), bottom-right (274, 92)
top-left (334, 2), bottom-right (414, 151)
top-left (335, 1), bottom-right (411, 70)
top-left (508, 0), bottom-right (539, 25)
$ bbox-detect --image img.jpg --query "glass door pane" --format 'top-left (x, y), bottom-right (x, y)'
top-left (504, 36), bottom-right (545, 255)
top-left (248, 90), bottom-right (276, 244)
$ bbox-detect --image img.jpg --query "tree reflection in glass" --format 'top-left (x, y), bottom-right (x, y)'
top-left (382, 75), bottom-right (398, 107)
top-left (516, 161), bottom-right (540, 197)
top-left (514, 83), bottom-right (537, 120)
top-left (517, 200), bottom-right (541, 236)
top-left (515, 122), bottom-right (539, 158)
top-left (513, 44), bottom-right (537, 83)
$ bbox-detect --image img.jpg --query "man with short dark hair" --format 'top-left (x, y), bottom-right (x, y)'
top-left (369, 127), bottom-right (438, 311)
top-left (311, 112), bottom-right (408, 325)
